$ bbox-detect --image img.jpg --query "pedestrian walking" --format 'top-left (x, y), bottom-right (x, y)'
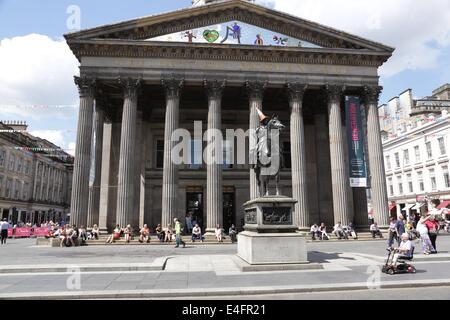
top-left (1, 218), bottom-right (10, 244)
top-left (174, 218), bottom-right (186, 248)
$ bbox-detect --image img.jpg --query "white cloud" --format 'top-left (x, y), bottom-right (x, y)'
top-left (0, 34), bottom-right (80, 119)
top-left (29, 130), bottom-right (66, 148)
top-left (260, 0), bottom-right (450, 77)
top-left (67, 142), bottom-right (76, 156)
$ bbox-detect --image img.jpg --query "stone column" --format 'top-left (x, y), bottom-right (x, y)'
top-left (246, 81), bottom-right (267, 200)
top-left (326, 85), bottom-right (352, 226)
top-left (70, 76), bottom-right (96, 227)
top-left (205, 80), bottom-right (226, 232)
top-left (364, 86), bottom-right (390, 227)
top-left (116, 78), bottom-right (141, 228)
top-left (87, 105), bottom-right (105, 228)
top-left (287, 83), bottom-right (310, 229)
top-left (161, 78), bottom-right (183, 227)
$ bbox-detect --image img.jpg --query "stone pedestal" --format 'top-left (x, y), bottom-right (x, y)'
top-left (237, 196), bottom-right (308, 266)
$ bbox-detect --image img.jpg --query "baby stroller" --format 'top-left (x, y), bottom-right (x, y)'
top-left (382, 247), bottom-right (416, 275)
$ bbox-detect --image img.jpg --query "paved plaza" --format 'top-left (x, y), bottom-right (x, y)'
top-left (0, 236), bottom-right (449, 299)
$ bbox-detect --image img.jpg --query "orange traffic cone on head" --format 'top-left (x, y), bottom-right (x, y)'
top-left (255, 107), bottom-right (270, 123)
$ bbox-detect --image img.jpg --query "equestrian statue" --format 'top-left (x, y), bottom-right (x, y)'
top-left (250, 107), bottom-right (286, 197)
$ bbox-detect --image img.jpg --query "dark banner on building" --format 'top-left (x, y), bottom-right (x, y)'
top-left (345, 96), bottom-right (367, 188)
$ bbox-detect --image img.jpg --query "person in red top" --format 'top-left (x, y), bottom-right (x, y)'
top-left (425, 214), bottom-right (440, 253)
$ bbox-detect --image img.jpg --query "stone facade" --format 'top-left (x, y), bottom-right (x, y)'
top-left (0, 121), bottom-right (73, 225)
top-left (65, 0), bottom-right (393, 231)
top-left (380, 84), bottom-right (450, 217)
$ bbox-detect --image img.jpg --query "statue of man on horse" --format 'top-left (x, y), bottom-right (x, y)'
top-left (250, 107), bottom-right (286, 197)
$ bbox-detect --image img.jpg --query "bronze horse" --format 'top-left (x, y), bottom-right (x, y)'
top-left (251, 114), bottom-right (286, 197)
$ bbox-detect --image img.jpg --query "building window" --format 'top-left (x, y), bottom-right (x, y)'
top-left (5, 179), bottom-right (12, 198)
top-left (414, 146), bottom-right (421, 163)
top-left (388, 177), bottom-right (394, 196)
top-left (438, 137), bottom-right (446, 156)
top-left (403, 149), bottom-right (410, 166)
top-left (0, 149), bottom-right (5, 167)
top-left (25, 160), bottom-right (30, 175)
top-left (9, 154), bottom-right (15, 171)
top-left (0, 175), bottom-right (3, 197)
top-left (17, 158), bottom-right (22, 173)
top-left (156, 140), bottom-right (164, 169)
top-left (443, 166), bottom-right (450, 189)
top-left (429, 169), bottom-right (437, 191)
top-left (189, 139), bottom-right (203, 170)
top-left (283, 142), bottom-right (291, 169)
top-left (418, 171), bottom-right (424, 192)
top-left (23, 183), bottom-right (29, 200)
top-left (223, 140), bottom-right (233, 170)
top-left (407, 174), bottom-right (413, 193)
top-left (385, 155), bottom-right (391, 170)
top-left (397, 175), bottom-right (403, 195)
top-left (14, 180), bottom-right (20, 199)
top-left (426, 142), bottom-right (433, 159)
top-left (395, 153), bottom-right (400, 168)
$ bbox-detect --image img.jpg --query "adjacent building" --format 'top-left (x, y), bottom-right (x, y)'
top-left (380, 84), bottom-right (450, 218)
top-left (0, 121), bottom-right (74, 225)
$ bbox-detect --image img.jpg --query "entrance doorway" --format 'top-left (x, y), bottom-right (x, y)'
top-left (223, 188), bottom-right (235, 231)
top-left (186, 187), bottom-right (204, 231)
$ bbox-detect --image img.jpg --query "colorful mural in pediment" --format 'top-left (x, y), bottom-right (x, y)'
top-left (147, 20), bottom-right (321, 48)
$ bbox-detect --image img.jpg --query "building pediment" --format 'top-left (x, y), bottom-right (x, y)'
top-left (65, 0), bottom-right (393, 53)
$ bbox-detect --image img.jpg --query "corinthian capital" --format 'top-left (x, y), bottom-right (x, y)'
top-left (245, 80), bottom-right (267, 101)
top-left (204, 79), bottom-right (226, 101)
top-left (362, 85), bottom-right (383, 105)
top-left (118, 77), bottom-right (142, 99)
top-left (74, 76), bottom-right (96, 98)
top-left (161, 77), bottom-right (184, 100)
top-left (286, 83), bottom-right (308, 103)
top-left (325, 84), bottom-right (346, 104)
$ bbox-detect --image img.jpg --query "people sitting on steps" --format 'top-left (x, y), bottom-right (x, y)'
top-left (319, 223), bottom-right (329, 240)
top-left (139, 224), bottom-right (150, 243)
top-left (310, 223), bottom-right (320, 240)
top-left (89, 224), bottom-right (100, 240)
top-left (333, 222), bottom-right (346, 240)
top-left (215, 224), bottom-right (224, 243)
top-left (163, 224), bottom-right (173, 243)
top-left (370, 222), bottom-right (383, 239)
top-left (191, 224), bottom-right (204, 243)
top-left (229, 224), bottom-right (237, 243)
top-left (106, 225), bottom-right (122, 244)
top-left (156, 224), bottom-right (164, 242)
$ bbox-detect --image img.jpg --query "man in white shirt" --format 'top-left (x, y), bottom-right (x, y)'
top-left (1, 218), bottom-right (11, 245)
top-left (310, 224), bottom-right (320, 240)
top-left (333, 222), bottom-right (345, 239)
top-left (191, 224), bottom-right (203, 243)
top-left (392, 233), bottom-right (414, 265)
top-left (370, 222), bottom-right (383, 239)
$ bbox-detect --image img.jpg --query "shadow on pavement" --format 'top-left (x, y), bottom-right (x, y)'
top-left (308, 251), bottom-right (356, 263)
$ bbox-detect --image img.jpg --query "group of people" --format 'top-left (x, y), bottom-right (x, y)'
top-left (102, 219), bottom-right (238, 246)
top-left (46, 224), bottom-right (92, 247)
top-left (387, 201), bottom-right (448, 255)
top-left (310, 222), bottom-right (358, 240)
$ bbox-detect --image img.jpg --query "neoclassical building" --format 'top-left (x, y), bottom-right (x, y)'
top-left (65, 0), bottom-right (393, 232)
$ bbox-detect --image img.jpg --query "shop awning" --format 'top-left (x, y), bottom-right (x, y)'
top-left (402, 203), bottom-right (415, 211)
top-left (411, 203), bottom-right (425, 210)
top-left (437, 201), bottom-right (450, 209)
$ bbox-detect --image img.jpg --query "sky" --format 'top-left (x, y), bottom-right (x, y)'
top-left (0, 0), bottom-right (449, 154)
